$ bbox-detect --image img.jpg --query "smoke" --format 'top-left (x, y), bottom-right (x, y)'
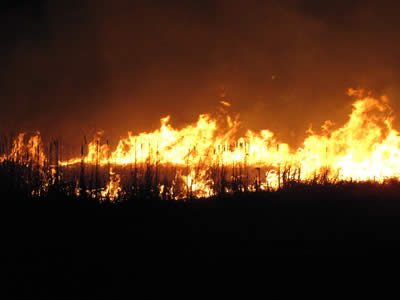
top-left (1, 0), bottom-right (400, 151)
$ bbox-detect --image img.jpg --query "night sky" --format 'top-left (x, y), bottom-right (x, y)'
top-left (1, 0), bottom-right (400, 151)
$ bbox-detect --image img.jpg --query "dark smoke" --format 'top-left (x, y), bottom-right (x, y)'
top-left (1, 0), bottom-right (400, 153)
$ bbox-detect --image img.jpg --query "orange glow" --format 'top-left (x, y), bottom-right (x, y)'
top-left (3, 132), bottom-right (46, 166)
top-left (101, 168), bottom-right (122, 200)
top-left (5, 90), bottom-right (400, 199)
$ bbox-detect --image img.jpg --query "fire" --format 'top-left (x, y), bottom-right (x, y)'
top-left (1, 132), bottom-right (46, 166)
top-left (4, 89), bottom-right (400, 199)
top-left (296, 92), bottom-right (400, 182)
top-left (101, 168), bottom-right (122, 200)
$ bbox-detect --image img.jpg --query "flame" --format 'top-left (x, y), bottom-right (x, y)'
top-left (5, 90), bottom-right (400, 199)
top-left (101, 168), bottom-right (122, 201)
top-left (2, 132), bottom-right (46, 166)
top-left (296, 94), bottom-right (399, 182)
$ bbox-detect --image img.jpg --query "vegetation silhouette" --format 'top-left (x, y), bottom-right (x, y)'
top-left (3, 140), bottom-right (400, 300)
top-left (3, 156), bottom-right (400, 262)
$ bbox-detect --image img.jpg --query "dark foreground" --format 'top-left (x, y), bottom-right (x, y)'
top-left (4, 183), bottom-right (400, 258)
top-left (4, 183), bottom-right (400, 295)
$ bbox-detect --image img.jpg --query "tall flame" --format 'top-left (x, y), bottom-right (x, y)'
top-left (2, 132), bottom-right (46, 166)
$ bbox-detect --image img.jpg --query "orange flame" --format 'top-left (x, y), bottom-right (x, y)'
top-left (3, 132), bottom-right (46, 166)
top-left (6, 90), bottom-right (400, 198)
top-left (101, 168), bottom-right (122, 200)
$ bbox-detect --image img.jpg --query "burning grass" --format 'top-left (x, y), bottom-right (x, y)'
top-left (2, 89), bottom-right (400, 201)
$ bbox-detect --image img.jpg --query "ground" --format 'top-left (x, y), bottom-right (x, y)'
top-left (5, 185), bottom-right (399, 296)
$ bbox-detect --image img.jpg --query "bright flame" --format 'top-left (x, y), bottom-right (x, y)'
top-left (2, 132), bottom-right (46, 166)
top-left (5, 90), bottom-right (400, 199)
top-left (101, 168), bottom-right (122, 201)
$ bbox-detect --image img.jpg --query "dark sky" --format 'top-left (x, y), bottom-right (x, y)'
top-left (1, 0), bottom-right (400, 151)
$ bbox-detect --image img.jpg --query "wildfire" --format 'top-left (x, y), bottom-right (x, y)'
top-left (3, 89), bottom-right (400, 199)
top-left (100, 168), bottom-right (122, 200)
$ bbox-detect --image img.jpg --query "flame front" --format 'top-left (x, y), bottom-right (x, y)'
top-left (5, 90), bottom-right (400, 199)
